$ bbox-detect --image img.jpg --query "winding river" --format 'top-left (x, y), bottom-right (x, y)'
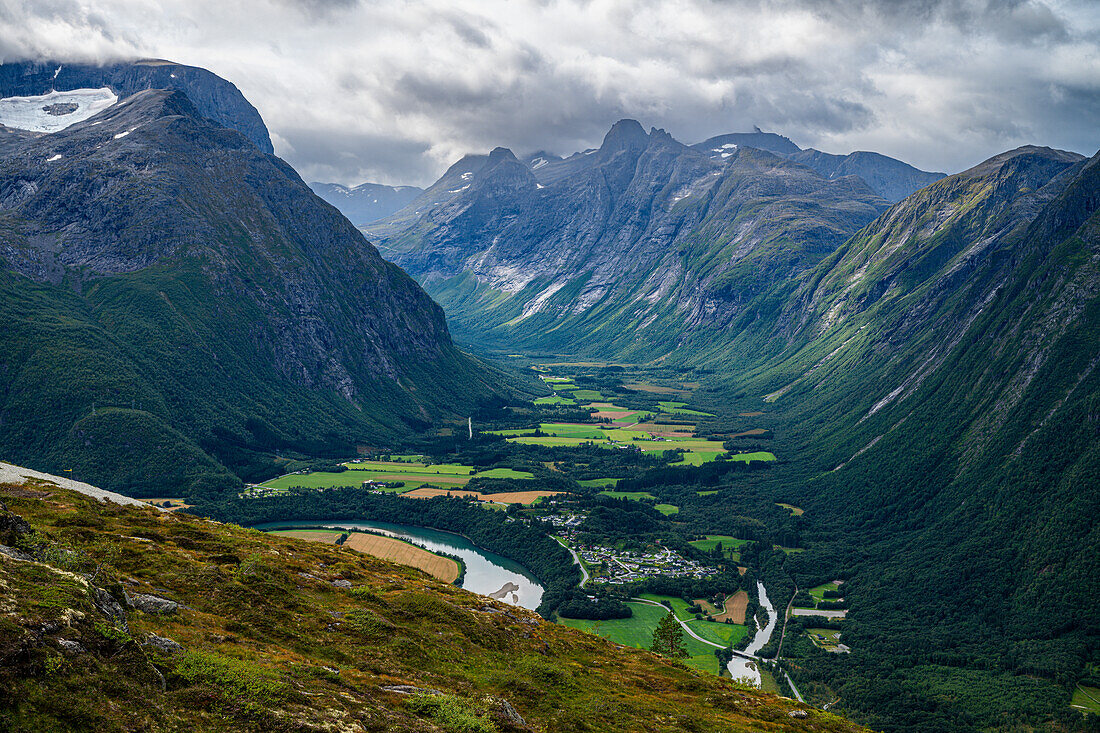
top-left (726, 581), bottom-right (779, 685)
top-left (253, 520), bottom-right (544, 610)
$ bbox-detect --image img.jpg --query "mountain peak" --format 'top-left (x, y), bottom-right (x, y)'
top-left (960, 145), bottom-right (1085, 179)
top-left (487, 146), bottom-right (519, 163)
top-left (600, 119), bottom-right (649, 153)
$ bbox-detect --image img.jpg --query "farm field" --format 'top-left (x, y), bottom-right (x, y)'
top-left (401, 487), bottom-right (563, 505)
top-left (1072, 686), bottom-right (1100, 714)
top-left (716, 590), bottom-right (749, 624)
top-left (342, 532), bottom-right (459, 582)
top-left (808, 581), bottom-right (842, 602)
top-left (533, 394), bottom-right (575, 405)
top-left (345, 461), bottom-right (472, 475)
top-left (655, 504), bottom-right (679, 515)
top-left (657, 401), bottom-right (716, 417)
top-left (689, 535), bottom-right (748, 561)
top-left (559, 601), bottom-right (722, 674)
top-left (598, 490), bottom-right (656, 500)
top-left (475, 468), bottom-right (535, 478)
top-left (570, 389), bottom-right (604, 400)
top-left (578, 478), bottom-right (620, 488)
top-left (258, 459), bottom-right (537, 493)
top-left (268, 529), bottom-right (345, 544)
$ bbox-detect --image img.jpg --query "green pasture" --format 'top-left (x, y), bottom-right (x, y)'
top-left (657, 401), bottom-right (716, 417)
top-left (550, 382), bottom-right (578, 391)
top-left (344, 461), bottom-right (474, 475)
top-left (808, 582), bottom-right (841, 602)
top-left (689, 535), bottom-right (749, 554)
top-left (578, 478), bottom-right (621, 488)
top-left (476, 468), bottom-right (534, 479)
top-left (655, 504), bottom-right (679, 516)
top-left (599, 490), bottom-right (656, 500)
top-left (560, 601), bottom-right (721, 674)
top-left (533, 394), bottom-right (575, 405)
top-left (571, 389), bottom-right (603, 400)
top-left (1072, 686), bottom-right (1100, 714)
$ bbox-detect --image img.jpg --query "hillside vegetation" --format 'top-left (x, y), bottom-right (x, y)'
top-left (0, 479), bottom-right (861, 733)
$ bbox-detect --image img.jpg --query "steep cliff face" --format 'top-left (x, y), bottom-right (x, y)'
top-left (0, 58), bottom-right (274, 153)
top-left (367, 121), bottom-right (890, 358)
top-left (0, 88), bottom-right (502, 497)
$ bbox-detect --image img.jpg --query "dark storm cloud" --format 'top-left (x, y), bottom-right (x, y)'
top-left (2, 0), bottom-right (1097, 185)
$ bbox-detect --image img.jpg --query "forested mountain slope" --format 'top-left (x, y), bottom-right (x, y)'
top-left (725, 146), bottom-right (1100, 730)
top-left (0, 88), bottom-right (504, 499)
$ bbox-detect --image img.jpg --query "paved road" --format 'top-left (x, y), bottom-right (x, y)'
top-left (783, 670), bottom-right (805, 702)
top-left (553, 537), bottom-right (588, 587)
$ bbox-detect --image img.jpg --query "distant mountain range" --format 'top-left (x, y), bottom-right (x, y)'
top-left (0, 62), bottom-right (503, 498)
top-left (365, 119), bottom-right (933, 356)
top-left (308, 181), bottom-right (423, 225)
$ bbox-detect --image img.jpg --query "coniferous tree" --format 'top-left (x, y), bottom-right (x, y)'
top-left (650, 611), bottom-right (688, 658)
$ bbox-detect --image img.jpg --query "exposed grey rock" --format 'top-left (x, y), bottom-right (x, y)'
top-left (309, 181), bottom-right (423, 226)
top-left (367, 120), bottom-right (889, 358)
top-left (489, 696), bottom-right (527, 728)
top-left (57, 639), bottom-right (86, 654)
top-left (127, 592), bottom-right (178, 614)
top-left (91, 587), bottom-right (128, 633)
top-left (788, 709), bottom-right (809, 719)
top-left (0, 502), bottom-right (34, 546)
top-left (380, 685), bottom-right (445, 696)
top-left (331, 579), bottom-right (352, 589)
top-left (0, 544), bottom-right (34, 561)
top-left (143, 634), bottom-right (182, 654)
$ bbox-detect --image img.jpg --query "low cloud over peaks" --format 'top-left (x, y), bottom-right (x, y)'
top-left (3, 0), bottom-right (1098, 185)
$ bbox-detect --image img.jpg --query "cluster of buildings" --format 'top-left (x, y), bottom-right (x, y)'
top-left (577, 545), bottom-right (719, 585)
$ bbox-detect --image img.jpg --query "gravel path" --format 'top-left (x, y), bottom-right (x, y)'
top-left (0, 462), bottom-right (160, 510)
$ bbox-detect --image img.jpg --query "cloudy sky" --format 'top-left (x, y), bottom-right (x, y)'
top-left (3, 0), bottom-right (1099, 186)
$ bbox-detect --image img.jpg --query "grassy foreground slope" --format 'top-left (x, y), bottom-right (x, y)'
top-left (0, 480), bottom-right (861, 733)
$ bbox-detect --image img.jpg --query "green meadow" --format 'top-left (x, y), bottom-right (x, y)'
top-left (598, 490), bottom-right (657, 500)
top-left (560, 601), bottom-right (722, 674)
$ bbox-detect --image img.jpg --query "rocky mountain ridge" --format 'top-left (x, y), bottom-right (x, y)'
top-left (366, 119), bottom-right (895, 357)
top-left (0, 58), bottom-right (274, 153)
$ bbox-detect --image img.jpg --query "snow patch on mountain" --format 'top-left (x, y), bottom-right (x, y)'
top-left (0, 88), bottom-right (118, 133)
